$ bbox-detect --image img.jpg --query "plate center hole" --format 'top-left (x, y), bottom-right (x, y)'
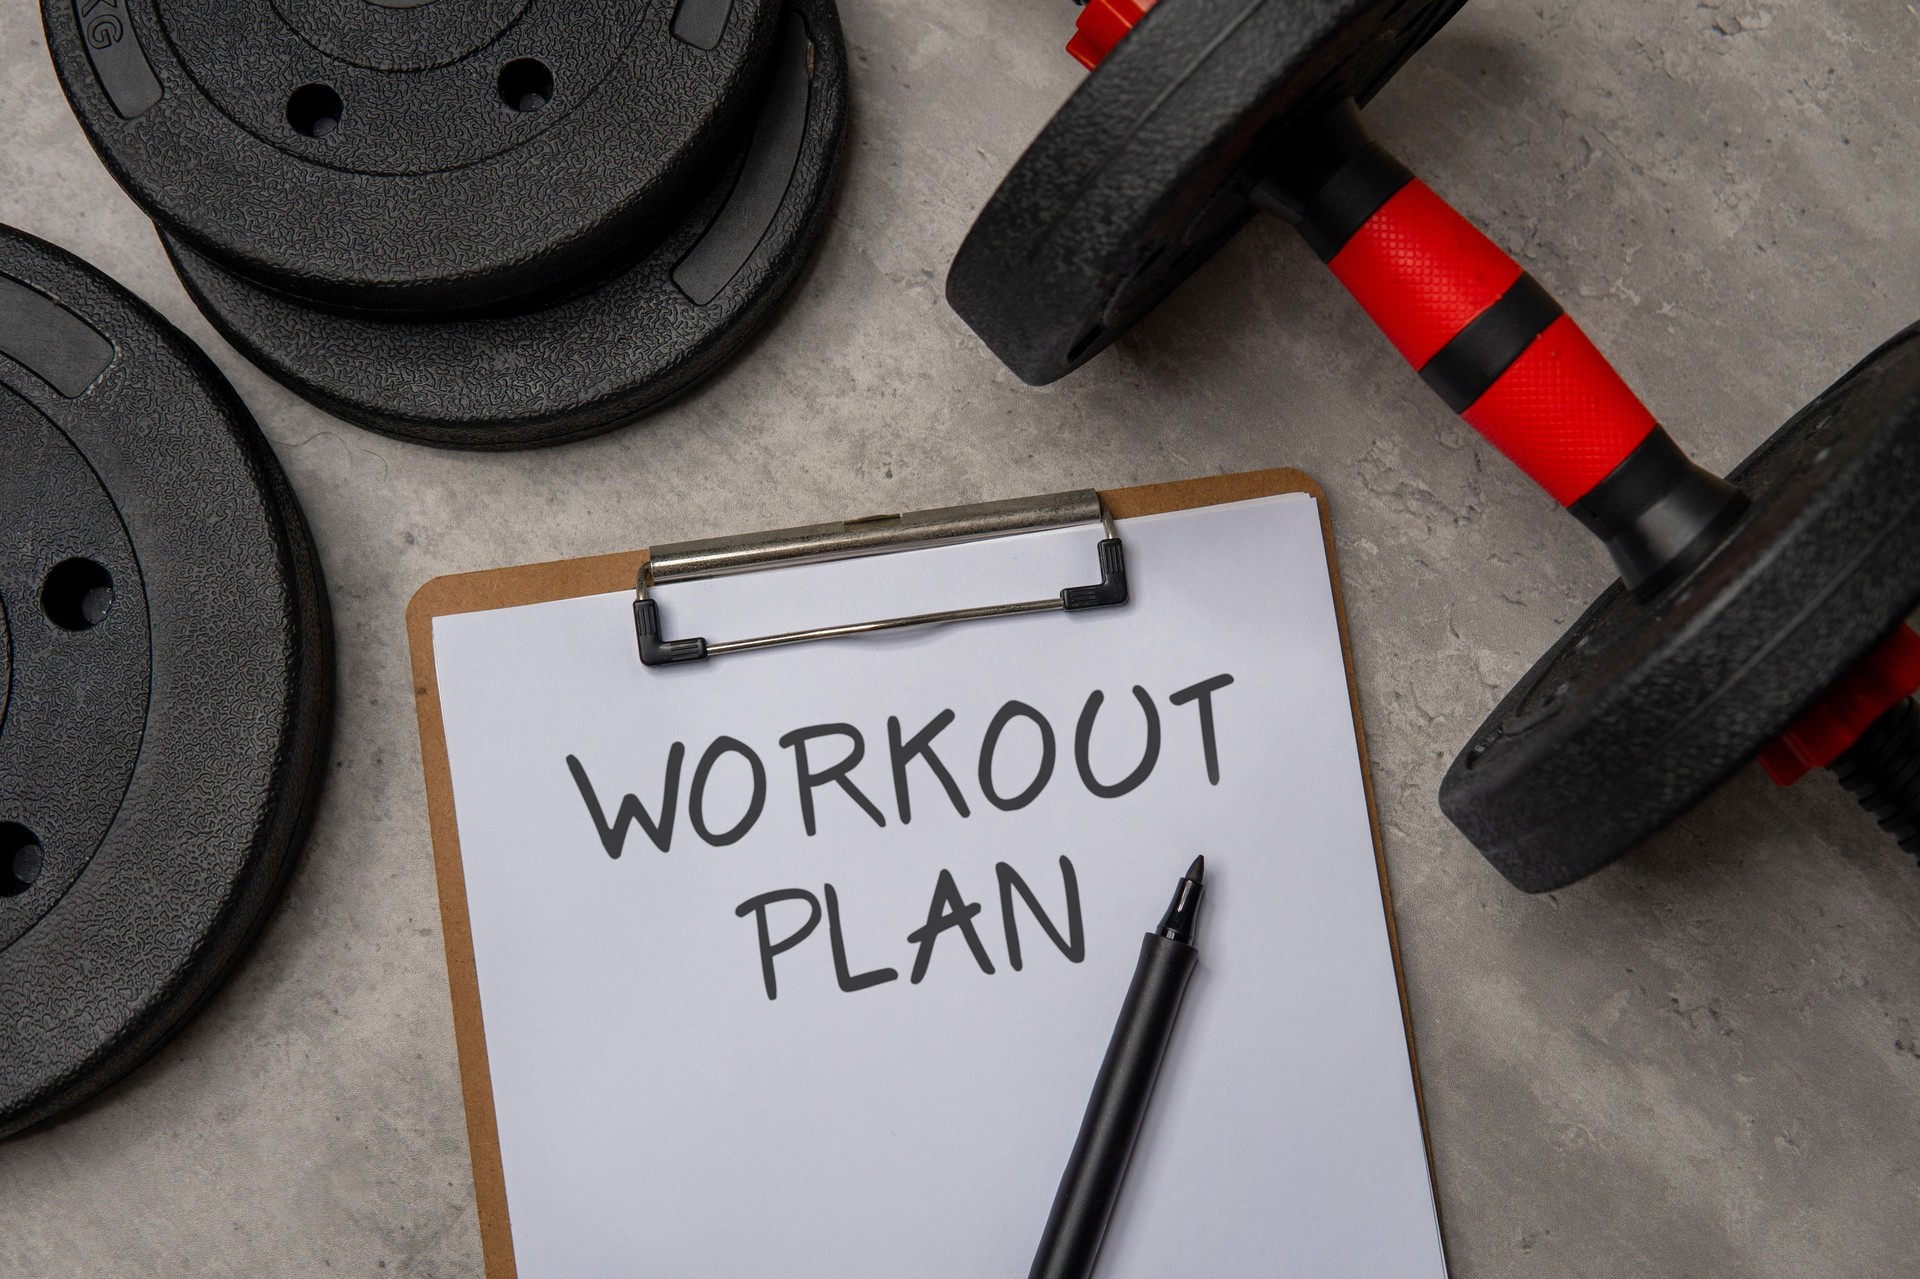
top-left (0, 824), bottom-right (43, 898)
top-left (41, 557), bottom-right (113, 631)
top-left (498, 58), bottom-right (554, 112)
top-left (287, 83), bottom-right (344, 138)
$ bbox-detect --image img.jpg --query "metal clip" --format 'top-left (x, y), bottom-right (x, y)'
top-left (634, 490), bottom-right (1128, 665)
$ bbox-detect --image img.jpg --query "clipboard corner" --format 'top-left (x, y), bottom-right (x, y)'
top-left (1098, 466), bottom-right (1325, 521)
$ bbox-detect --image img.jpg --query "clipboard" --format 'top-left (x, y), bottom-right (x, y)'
top-left (407, 468), bottom-right (1441, 1278)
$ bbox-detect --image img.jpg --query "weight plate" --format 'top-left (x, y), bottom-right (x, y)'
top-left (42, 0), bottom-right (782, 316)
top-left (947, 0), bottom-right (1467, 385)
top-left (1439, 322), bottom-right (1920, 892)
top-left (160, 0), bottom-right (848, 451)
top-left (0, 225), bottom-right (332, 1138)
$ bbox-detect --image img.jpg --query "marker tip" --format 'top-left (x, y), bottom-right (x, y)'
top-left (1186, 854), bottom-right (1205, 882)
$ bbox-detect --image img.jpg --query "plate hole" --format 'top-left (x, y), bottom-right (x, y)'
top-left (41, 558), bottom-right (113, 631)
top-left (287, 83), bottom-right (344, 138)
top-left (498, 58), bottom-right (555, 113)
top-left (1, 824), bottom-right (43, 897)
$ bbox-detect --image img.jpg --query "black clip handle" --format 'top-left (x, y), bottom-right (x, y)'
top-left (1060, 538), bottom-right (1128, 611)
top-left (634, 596), bottom-right (708, 666)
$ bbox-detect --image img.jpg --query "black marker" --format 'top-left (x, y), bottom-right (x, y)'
top-left (1029, 855), bottom-right (1206, 1279)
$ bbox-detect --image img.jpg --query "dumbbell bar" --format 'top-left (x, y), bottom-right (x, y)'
top-left (1091, 0), bottom-right (1920, 867)
top-left (950, 0), bottom-right (1920, 885)
top-left (1255, 99), bottom-right (1920, 856)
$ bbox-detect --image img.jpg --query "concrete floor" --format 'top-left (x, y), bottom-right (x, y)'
top-left (3, 0), bottom-right (1918, 1274)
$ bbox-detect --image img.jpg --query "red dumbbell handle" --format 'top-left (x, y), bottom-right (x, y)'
top-left (1322, 178), bottom-right (1657, 506)
top-left (1060, 13), bottom-right (1920, 783)
top-left (1314, 162), bottom-right (1920, 770)
top-left (1072, 0), bottom-right (1659, 506)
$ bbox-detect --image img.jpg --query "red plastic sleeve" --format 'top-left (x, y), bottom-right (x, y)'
top-left (1327, 180), bottom-right (1657, 506)
top-left (1759, 625), bottom-right (1920, 785)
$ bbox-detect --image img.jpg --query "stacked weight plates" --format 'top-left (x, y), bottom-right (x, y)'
top-left (43, 0), bottom-right (849, 448)
top-left (0, 224), bottom-right (332, 1138)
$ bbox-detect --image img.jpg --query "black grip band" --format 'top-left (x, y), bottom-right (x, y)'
top-left (1251, 101), bottom-right (1412, 261)
top-left (1290, 143), bottom-right (1414, 261)
top-left (1567, 426), bottom-right (1749, 597)
top-left (1417, 274), bottom-right (1564, 413)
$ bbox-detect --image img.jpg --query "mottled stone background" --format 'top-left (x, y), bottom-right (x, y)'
top-left (2, 0), bottom-right (1916, 1273)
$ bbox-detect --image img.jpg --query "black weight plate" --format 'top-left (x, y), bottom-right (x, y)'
top-left (947, 0), bottom-right (1467, 386)
top-left (1439, 322), bottom-right (1920, 893)
top-left (0, 225), bottom-right (332, 1138)
top-left (42, 0), bottom-right (782, 316)
top-left (160, 0), bottom-right (847, 451)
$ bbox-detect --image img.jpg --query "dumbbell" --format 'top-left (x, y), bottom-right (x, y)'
top-left (0, 223), bottom-right (332, 1137)
top-left (42, 0), bottom-right (848, 448)
top-left (947, 0), bottom-right (1920, 891)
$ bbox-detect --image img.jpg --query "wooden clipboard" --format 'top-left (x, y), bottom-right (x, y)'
top-left (406, 468), bottom-right (1435, 1278)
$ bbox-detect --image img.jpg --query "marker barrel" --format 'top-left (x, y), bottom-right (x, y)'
top-left (1028, 932), bottom-right (1198, 1279)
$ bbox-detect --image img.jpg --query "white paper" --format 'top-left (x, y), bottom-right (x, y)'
top-left (431, 494), bottom-right (1447, 1278)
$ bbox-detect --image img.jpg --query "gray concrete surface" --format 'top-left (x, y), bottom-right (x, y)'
top-left (3, 0), bottom-right (1918, 1274)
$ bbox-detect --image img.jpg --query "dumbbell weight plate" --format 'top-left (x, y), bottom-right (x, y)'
top-left (42, 0), bottom-right (782, 316)
top-left (161, 0), bottom-right (848, 450)
top-left (1440, 324), bottom-right (1920, 892)
top-left (947, 0), bottom-right (1468, 385)
top-left (0, 225), bottom-right (332, 1138)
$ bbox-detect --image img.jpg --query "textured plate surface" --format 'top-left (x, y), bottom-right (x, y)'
top-left (0, 224), bottom-right (332, 1138)
top-left (1440, 322), bottom-right (1920, 892)
top-left (161, 0), bottom-right (848, 451)
top-left (947, 0), bottom-right (1467, 385)
top-left (42, 0), bottom-right (781, 315)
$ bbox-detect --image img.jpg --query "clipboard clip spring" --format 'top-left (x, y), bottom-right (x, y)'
top-left (634, 490), bottom-right (1128, 665)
